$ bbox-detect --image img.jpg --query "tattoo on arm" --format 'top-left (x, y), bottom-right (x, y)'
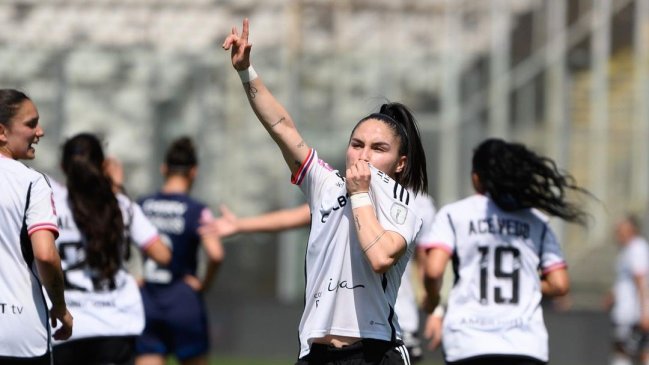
top-left (294, 160), bottom-right (302, 167)
top-left (245, 84), bottom-right (258, 99)
top-left (355, 215), bottom-right (361, 231)
top-left (271, 117), bottom-right (285, 128)
top-left (296, 140), bottom-right (305, 149)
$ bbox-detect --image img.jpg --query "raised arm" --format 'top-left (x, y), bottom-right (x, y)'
top-left (223, 18), bottom-right (310, 175)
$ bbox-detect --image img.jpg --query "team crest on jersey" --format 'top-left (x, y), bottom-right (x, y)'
top-left (390, 202), bottom-right (408, 225)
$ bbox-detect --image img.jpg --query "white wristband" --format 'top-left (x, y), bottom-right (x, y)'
top-left (432, 304), bottom-right (445, 318)
top-left (237, 66), bottom-right (258, 83)
top-left (350, 192), bottom-right (372, 209)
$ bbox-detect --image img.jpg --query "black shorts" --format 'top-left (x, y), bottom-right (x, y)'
top-left (296, 339), bottom-right (410, 365)
top-left (53, 336), bottom-right (136, 365)
top-left (447, 355), bottom-right (546, 365)
top-left (0, 352), bottom-right (50, 365)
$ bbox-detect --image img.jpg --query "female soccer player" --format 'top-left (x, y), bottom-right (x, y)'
top-left (0, 89), bottom-right (73, 364)
top-left (136, 137), bottom-right (224, 365)
top-left (51, 133), bottom-right (171, 365)
top-left (422, 138), bottom-right (591, 365)
top-left (209, 193), bottom-right (437, 363)
top-left (224, 18), bottom-right (428, 364)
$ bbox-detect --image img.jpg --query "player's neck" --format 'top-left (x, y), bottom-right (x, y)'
top-left (161, 176), bottom-right (192, 194)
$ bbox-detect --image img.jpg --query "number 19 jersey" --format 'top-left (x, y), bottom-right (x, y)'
top-left (423, 194), bottom-right (566, 362)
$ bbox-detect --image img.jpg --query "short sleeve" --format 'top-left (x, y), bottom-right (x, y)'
top-left (199, 207), bottom-right (215, 225)
top-left (26, 175), bottom-right (59, 238)
top-left (421, 206), bottom-right (455, 254)
top-left (369, 167), bottom-right (422, 245)
top-left (539, 226), bottom-right (567, 274)
top-left (414, 195), bottom-right (437, 247)
top-left (128, 201), bottom-right (159, 249)
top-left (292, 149), bottom-right (343, 208)
top-left (628, 240), bottom-right (649, 276)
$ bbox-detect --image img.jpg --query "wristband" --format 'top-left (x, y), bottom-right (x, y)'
top-left (237, 66), bottom-right (258, 83)
top-left (432, 304), bottom-right (446, 318)
top-left (350, 192), bottom-right (372, 209)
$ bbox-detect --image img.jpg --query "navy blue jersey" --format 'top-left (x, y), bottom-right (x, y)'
top-left (138, 192), bottom-right (214, 283)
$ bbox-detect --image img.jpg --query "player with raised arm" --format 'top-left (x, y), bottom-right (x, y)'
top-left (224, 18), bottom-right (428, 365)
top-left (422, 138), bottom-right (592, 365)
top-left (208, 193), bottom-right (436, 363)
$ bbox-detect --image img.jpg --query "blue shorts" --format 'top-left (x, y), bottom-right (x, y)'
top-left (136, 281), bottom-right (209, 360)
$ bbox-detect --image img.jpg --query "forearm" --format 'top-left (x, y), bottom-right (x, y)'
top-left (541, 268), bottom-right (570, 297)
top-left (241, 76), bottom-right (309, 174)
top-left (423, 272), bottom-right (443, 313)
top-left (352, 204), bottom-right (405, 273)
top-left (31, 231), bottom-right (67, 308)
top-left (200, 260), bottom-right (221, 290)
top-left (635, 275), bottom-right (649, 318)
top-left (238, 204), bottom-right (311, 233)
top-left (36, 259), bottom-right (67, 308)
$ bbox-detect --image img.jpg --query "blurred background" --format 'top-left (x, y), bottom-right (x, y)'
top-left (0, 0), bottom-right (646, 363)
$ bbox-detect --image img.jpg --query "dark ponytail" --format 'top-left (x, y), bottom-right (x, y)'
top-left (0, 89), bottom-right (30, 126)
top-left (355, 102), bottom-right (428, 195)
top-left (472, 138), bottom-right (591, 225)
top-left (62, 133), bottom-right (125, 288)
top-left (164, 136), bottom-right (198, 176)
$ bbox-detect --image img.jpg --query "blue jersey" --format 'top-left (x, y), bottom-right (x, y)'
top-left (138, 192), bottom-right (214, 283)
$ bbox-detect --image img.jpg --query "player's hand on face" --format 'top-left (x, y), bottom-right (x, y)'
top-left (222, 18), bottom-right (253, 71)
top-left (50, 306), bottom-right (73, 341)
top-left (346, 160), bottom-right (371, 195)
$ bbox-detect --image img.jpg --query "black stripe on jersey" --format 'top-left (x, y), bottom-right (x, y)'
top-left (381, 274), bottom-right (398, 343)
top-left (537, 224), bottom-right (548, 270)
top-left (20, 183), bottom-right (34, 267)
top-left (392, 181), bottom-right (411, 205)
top-left (447, 213), bottom-right (461, 285)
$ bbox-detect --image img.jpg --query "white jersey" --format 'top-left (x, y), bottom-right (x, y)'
top-left (394, 194), bottom-right (436, 334)
top-left (423, 194), bottom-right (566, 362)
top-left (0, 156), bottom-right (59, 358)
top-left (612, 236), bottom-right (649, 325)
top-left (52, 183), bottom-right (159, 342)
top-left (293, 149), bottom-right (422, 358)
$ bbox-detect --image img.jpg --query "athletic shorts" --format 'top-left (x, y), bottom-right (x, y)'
top-left (136, 280), bottom-right (209, 360)
top-left (296, 339), bottom-right (410, 365)
top-left (53, 336), bottom-right (135, 365)
top-left (0, 352), bottom-right (50, 365)
top-left (446, 355), bottom-right (546, 365)
top-left (612, 323), bottom-right (649, 355)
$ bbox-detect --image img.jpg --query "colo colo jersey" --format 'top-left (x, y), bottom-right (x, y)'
top-left (394, 194), bottom-right (436, 335)
top-left (0, 157), bottom-right (58, 358)
top-left (138, 192), bottom-right (214, 284)
top-left (293, 149), bottom-right (422, 359)
top-left (612, 236), bottom-right (649, 325)
top-left (424, 194), bottom-right (565, 363)
top-left (53, 183), bottom-right (159, 342)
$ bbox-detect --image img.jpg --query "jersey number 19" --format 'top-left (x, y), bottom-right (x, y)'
top-left (478, 246), bottom-right (520, 305)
